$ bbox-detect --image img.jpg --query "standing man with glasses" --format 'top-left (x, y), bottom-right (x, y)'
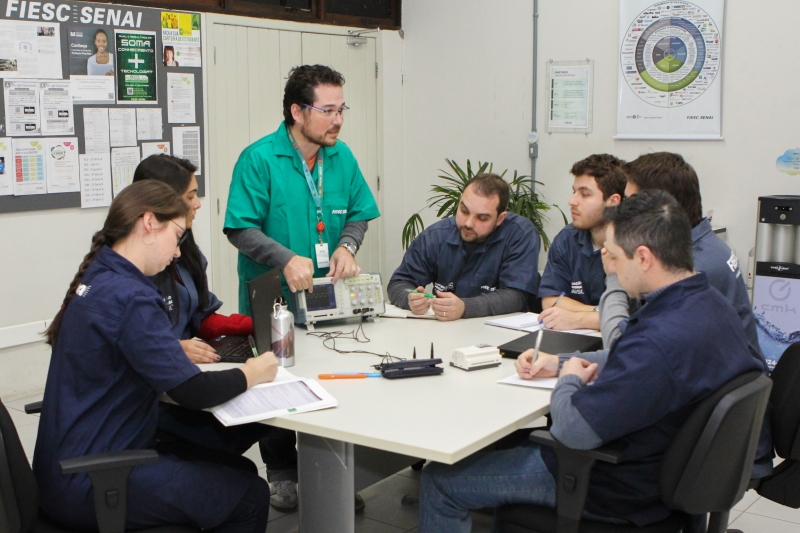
top-left (224, 64), bottom-right (380, 512)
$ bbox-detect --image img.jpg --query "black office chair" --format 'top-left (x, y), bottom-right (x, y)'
top-left (496, 370), bottom-right (772, 533)
top-left (0, 399), bottom-right (199, 533)
top-left (751, 342), bottom-right (800, 508)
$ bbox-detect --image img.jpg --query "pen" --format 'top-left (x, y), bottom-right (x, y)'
top-left (248, 335), bottom-right (259, 358)
top-left (531, 328), bottom-right (544, 365)
top-left (539, 291), bottom-right (566, 325)
top-left (318, 373), bottom-right (382, 379)
top-left (407, 289), bottom-right (435, 299)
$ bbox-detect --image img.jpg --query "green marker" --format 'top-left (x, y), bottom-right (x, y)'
top-left (407, 289), bottom-right (435, 299)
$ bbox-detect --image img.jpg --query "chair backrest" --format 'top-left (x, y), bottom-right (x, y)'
top-left (769, 342), bottom-right (800, 459)
top-left (660, 371), bottom-right (771, 515)
top-left (0, 399), bottom-right (40, 533)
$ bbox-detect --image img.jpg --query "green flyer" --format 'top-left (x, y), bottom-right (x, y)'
top-left (115, 30), bottom-right (157, 104)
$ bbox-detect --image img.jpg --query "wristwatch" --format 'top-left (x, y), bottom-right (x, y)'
top-left (338, 242), bottom-right (358, 256)
top-left (591, 306), bottom-right (599, 312)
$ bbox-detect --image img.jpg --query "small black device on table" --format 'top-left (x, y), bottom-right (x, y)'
top-left (497, 329), bottom-right (603, 359)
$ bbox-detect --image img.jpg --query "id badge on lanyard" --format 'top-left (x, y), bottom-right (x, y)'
top-left (288, 129), bottom-right (328, 268)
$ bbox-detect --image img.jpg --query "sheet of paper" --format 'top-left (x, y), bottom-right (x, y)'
top-left (0, 20), bottom-right (62, 79)
top-left (4, 80), bottom-right (41, 136)
top-left (39, 81), bottom-right (75, 135)
top-left (381, 303), bottom-right (436, 319)
top-left (70, 75), bottom-right (115, 105)
top-left (141, 142), bottom-right (171, 159)
top-left (0, 138), bottom-right (14, 196)
top-left (167, 73), bottom-right (196, 123)
top-left (172, 126), bottom-right (201, 174)
top-left (136, 108), bottom-right (163, 140)
top-left (111, 146), bottom-right (140, 196)
top-left (116, 30), bottom-right (158, 104)
top-left (161, 12), bottom-right (202, 67)
top-left (497, 374), bottom-right (558, 390)
top-left (79, 153), bottom-right (112, 208)
top-left (486, 313), bottom-right (542, 333)
top-left (44, 138), bottom-right (79, 193)
top-left (109, 108), bottom-right (137, 147)
top-left (11, 139), bottom-right (46, 196)
top-left (83, 108), bottom-right (111, 154)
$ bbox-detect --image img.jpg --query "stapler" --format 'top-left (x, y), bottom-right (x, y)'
top-left (450, 344), bottom-right (501, 371)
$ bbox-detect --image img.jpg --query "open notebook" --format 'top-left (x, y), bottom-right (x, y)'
top-left (486, 313), bottom-right (597, 336)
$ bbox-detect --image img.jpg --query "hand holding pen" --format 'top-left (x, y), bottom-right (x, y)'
top-left (407, 286), bottom-right (435, 316)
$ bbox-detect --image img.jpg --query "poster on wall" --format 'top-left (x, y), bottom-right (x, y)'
top-left (546, 60), bottom-right (593, 133)
top-left (616, 0), bottom-right (723, 140)
top-left (0, 20), bottom-right (63, 79)
top-left (116, 30), bottom-right (157, 104)
top-left (161, 12), bottom-right (202, 67)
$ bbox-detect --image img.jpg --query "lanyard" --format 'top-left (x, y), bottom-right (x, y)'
top-left (287, 129), bottom-right (325, 243)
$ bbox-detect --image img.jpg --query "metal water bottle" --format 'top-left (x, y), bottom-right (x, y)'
top-left (271, 302), bottom-right (295, 367)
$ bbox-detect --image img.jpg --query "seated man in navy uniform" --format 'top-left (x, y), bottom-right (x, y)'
top-left (537, 154), bottom-right (626, 330)
top-left (387, 173), bottom-right (540, 321)
top-left (417, 190), bottom-right (766, 532)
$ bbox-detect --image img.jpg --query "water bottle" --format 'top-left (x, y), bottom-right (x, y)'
top-left (271, 301), bottom-right (295, 367)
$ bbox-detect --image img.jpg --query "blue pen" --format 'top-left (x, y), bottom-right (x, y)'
top-left (334, 372), bottom-right (382, 377)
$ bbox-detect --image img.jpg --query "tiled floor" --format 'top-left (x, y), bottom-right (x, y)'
top-left (7, 392), bottom-right (800, 532)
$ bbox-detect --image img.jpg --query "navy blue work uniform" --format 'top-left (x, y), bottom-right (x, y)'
top-left (33, 246), bottom-right (262, 531)
top-left (542, 273), bottom-right (764, 525)
top-left (155, 249), bottom-right (222, 339)
top-left (390, 213), bottom-right (540, 298)
top-left (539, 224), bottom-right (605, 305)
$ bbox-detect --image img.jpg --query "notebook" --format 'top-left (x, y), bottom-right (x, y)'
top-left (497, 329), bottom-right (603, 359)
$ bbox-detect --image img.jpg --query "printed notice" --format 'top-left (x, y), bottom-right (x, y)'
top-left (109, 108), bottom-right (137, 147)
top-left (0, 138), bottom-right (13, 196)
top-left (136, 108), bottom-right (163, 140)
top-left (12, 139), bottom-right (46, 196)
top-left (83, 108), bottom-right (111, 154)
top-left (44, 137), bottom-right (79, 193)
top-left (79, 153), bottom-right (112, 208)
top-left (548, 65), bottom-right (591, 130)
top-left (71, 76), bottom-right (116, 104)
top-left (111, 146), bottom-right (140, 196)
top-left (167, 73), bottom-right (195, 123)
top-left (141, 142), bottom-right (170, 159)
top-left (173, 126), bottom-right (201, 175)
top-left (40, 81), bottom-right (75, 135)
top-left (0, 20), bottom-right (62, 79)
top-left (4, 80), bottom-right (41, 136)
top-left (161, 12), bottom-right (201, 68)
top-left (116, 30), bottom-right (157, 104)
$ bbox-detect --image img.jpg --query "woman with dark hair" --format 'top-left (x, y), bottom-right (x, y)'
top-left (86, 28), bottom-right (114, 76)
top-left (133, 154), bottom-right (252, 364)
top-left (164, 45), bottom-right (179, 66)
top-left (33, 180), bottom-right (277, 532)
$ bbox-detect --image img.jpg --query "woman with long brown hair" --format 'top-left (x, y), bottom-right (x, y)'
top-left (33, 181), bottom-right (277, 532)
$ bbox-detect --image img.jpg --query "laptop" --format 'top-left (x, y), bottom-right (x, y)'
top-left (207, 270), bottom-right (283, 362)
top-left (497, 329), bottom-right (603, 359)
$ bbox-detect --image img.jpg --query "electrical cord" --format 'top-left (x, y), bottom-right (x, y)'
top-left (305, 312), bottom-right (405, 368)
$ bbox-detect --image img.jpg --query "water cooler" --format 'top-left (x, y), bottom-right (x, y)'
top-left (752, 195), bottom-right (800, 370)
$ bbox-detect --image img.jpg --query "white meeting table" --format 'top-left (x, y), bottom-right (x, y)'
top-left (216, 314), bottom-right (552, 533)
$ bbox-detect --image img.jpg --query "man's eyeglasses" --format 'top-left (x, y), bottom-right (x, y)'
top-left (171, 219), bottom-right (189, 247)
top-left (302, 103), bottom-right (350, 118)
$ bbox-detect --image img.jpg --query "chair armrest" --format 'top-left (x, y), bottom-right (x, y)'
top-left (529, 430), bottom-right (626, 532)
top-left (529, 429), bottom-right (626, 464)
top-left (60, 449), bottom-right (158, 474)
top-left (60, 450), bottom-right (158, 533)
top-left (23, 401), bottom-right (42, 414)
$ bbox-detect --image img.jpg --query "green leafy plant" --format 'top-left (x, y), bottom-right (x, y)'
top-left (402, 159), bottom-right (566, 250)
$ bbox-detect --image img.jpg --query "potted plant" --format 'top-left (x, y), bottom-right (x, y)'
top-left (401, 159), bottom-right (565, 250)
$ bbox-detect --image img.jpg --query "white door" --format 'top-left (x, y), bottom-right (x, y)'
top-left (206, 18), bottom-right (381, 314)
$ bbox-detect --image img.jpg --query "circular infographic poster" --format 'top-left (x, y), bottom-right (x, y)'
top-left (620, 1), bottom-right (720, 108)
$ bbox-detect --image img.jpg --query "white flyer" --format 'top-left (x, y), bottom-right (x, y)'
top-left (109, 108), bottom-right (137, 147)
top-left (79, 153), bottom-right (113, 208)
top-left (0, 20), bottom-right (62, 79)
top-left (70, 75), bottom-right (116, 105)
top-left (39, 81), bottom-right (75, 135)
top-left (167, 73), bottom-right (196, 123)
top-left (11, 139), bottom-right (46, 196)
top-left (83, 108), bottom-right (111, 154)
top-left (4, 80), bottom-right (41, 136)
top-left (173, 126), bottom-right (201, 175)
top-left (136, 108), bottom-right (163, 140)
top-left (616, 0), bottom-right (724, 140)
top-left (111, 146), bottom-right (140, 196)
top-left (141, 142), bottom-right (171, 159)
top-left (0, 138), bottom-right (14, 196)
top-left (44, 137), bottom-right (79, 193)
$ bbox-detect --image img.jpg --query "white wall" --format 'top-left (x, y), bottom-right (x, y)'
top-left (534, 0), bottom-right (800, 266)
